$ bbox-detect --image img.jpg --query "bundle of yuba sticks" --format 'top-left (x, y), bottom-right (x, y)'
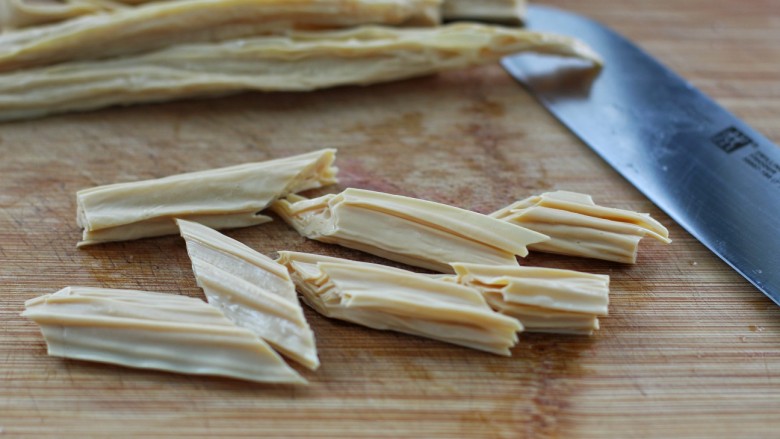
top-left (0, 0), bottom-right (601, 121)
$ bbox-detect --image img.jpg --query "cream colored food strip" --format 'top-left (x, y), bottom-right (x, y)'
top-left (442, 0), bottom-right (525, 25)
top-left (0, 0), bottom-right (177, 30)
top-left (277, 251), bottom-right (523, 356)
top-left (22, 287), bottom-right (306, 384)
top-left (1, 0), bottom-right (525, 31)
top-left (76, 148), bottom-right (337, 247)
top-left (491, 191), bottom-right (671, 264)
top-left (452, 262), bottom-right (609, 335)
top-left (272, 187), bottom-right (549, 273)
top-left (0, 0), bottom-right (158, 29)
top-left (178, 219), bottom-right (319, 370)
top-left (0, 0), bottom-right (439, 30)
top-left (0, 0), bottom-right (114, 30)
top-left (0, 23), bottom-right (601, 122)
top-left (0, 0), bottom-right (442, 72)
top-left (485, 298), bottom-right (601, 335)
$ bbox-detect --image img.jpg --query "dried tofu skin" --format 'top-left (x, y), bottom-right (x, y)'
top-left (452, 262), bottom-right (609, 335)
top-left (0, 23), bottom-right (601, 122)
top-left (0, 0), bottom-right (442, 71)
top-left (277, 251), bottom-right (523, 356)
top-left (22, 287), bottom-right (306, 384)
top-left (0, 0), bottom-right (113, 30)
top-left (0, 0), bottom-right (176, 30)
top-left (178, 219), bottom-right (319, 370)
top-left (442, 0), bottom-right (525, 25)
top-left (491, 191), bottom-right (671, 264)
top-left (486, 297), bottom-right (601, 335)
top-left (76, 148), bottom-right (337, 246)
top-left (0, 0), bottom-right (241, 31)
top-left (272, 188), bottom-right (549, 273)
top-left (3, 0), bottom-right (524, 31)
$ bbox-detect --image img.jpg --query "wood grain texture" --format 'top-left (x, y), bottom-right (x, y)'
top-left (1, 1), bottom-right (779, 437)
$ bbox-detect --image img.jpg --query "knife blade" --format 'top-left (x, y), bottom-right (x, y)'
top-left (502, 5), bottom-right (780, 306)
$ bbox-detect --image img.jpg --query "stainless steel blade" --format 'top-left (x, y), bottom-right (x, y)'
top-left (502, 5), bottom-right (780, 305)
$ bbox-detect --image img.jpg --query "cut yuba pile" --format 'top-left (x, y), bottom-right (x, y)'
top-left (0, 0), bottom-right (443, 71)
top-left (76, 149), bottom-right (337, 246)
top-left (0, 23), bottom-right (602, 121)
top-left (178, 219), bottom-right (319, 370)
top-left (22, 287), bottom-right (307, 384)
top-left (442, 0), bottom-right (526, 24)
top-left (452, 263), bottom-right (609, 335)
top-left (491, 191), bottom-right (671, 264)
top-left (272, 188), bottom-right (549, 272)
top-left (277, 251), bottom-right (523, 355)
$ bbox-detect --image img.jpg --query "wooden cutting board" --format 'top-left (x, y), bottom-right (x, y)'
top-left (1, 1), bottom-right (778, 437)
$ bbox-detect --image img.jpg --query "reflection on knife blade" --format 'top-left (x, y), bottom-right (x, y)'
top-left (502, 5), bottom-right (780, 306)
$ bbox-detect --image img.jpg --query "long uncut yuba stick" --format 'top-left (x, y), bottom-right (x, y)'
top-left (1, 0), bottom-right (522, 30)
top-left (0, 0), bottom-right (206, 30)
top-left (442, 0), bottom-right (526, 25)
top-left (0, 0), bottom-right (442, 71)
top-left (0, 0), bottom-right (112, 30)
top-left (0, 23), bottom-right (601, 121)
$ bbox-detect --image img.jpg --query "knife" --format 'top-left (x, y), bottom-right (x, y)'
top-left (502, 5), bottom-right (780, 306)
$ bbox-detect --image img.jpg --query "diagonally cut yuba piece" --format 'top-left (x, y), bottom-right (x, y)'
top-left (0, 23), bottom-right (602, 122)
top-left (442, 0), bottom-right (526, 25)
top-left (451, 263), bottom-right (609, 335)
top-left (177, 219), bottom-right (319, 370)
top-left (22, 287), bottom-right (306, 384)
top-left (491, 191), bottom-right (671, 264)
top-left (75, 148), bottom-right (337, 247)
top-left (0, 0), bottom-right (443, 72)
top-left (271, 188), bottom-right (549, 273)
top-left (277, 251), bottom-right (523, 356)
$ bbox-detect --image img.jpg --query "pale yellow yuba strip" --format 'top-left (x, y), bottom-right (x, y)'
top-left (75, 149), bottom-right (337, 247)
top-left (486, 298), bottom-right (602, 335)
top-left (277, 251), bottom-right (523, 356)
top-left (491, 191), bottom-right (671, 264)
top-left (0, 0), bottom-right (521, 30)
top-left (0, 0), bottom-right (443, 71)
top-left (0, 23), bottom-right (601, 121)
top-left (272, 187), bottom-right (550, 273)
top-left (0, 0), bottom-right (113, 30)
top-left (451, 262), bottom-right (610, 335)
top-left (442, 0), bottom-right (526, 25)
top-left (22, 286), bottom-right (307, 384)
top-left (178, 219), bottom-right (319, 370)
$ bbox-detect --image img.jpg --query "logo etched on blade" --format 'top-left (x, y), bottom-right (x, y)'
top-left (711, 126), bottom-right (757, 153)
